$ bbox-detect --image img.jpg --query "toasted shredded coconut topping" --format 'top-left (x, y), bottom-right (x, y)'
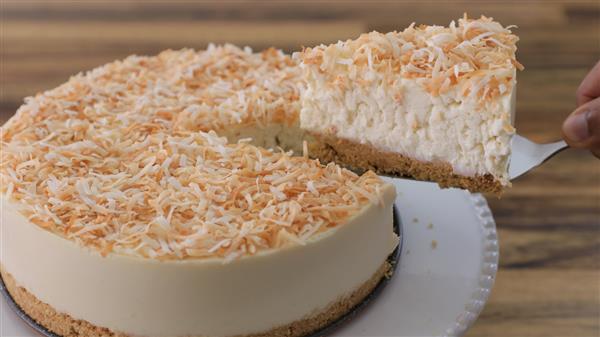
top-left (297, 15), bottom-right (522, 100)
top-left (1, 44), bottom-right (387, 261)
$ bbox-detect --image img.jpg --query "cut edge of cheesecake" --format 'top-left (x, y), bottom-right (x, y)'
top-left (216, 113), bottom-right (506, 194)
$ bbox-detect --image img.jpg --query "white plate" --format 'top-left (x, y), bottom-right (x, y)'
top-left (0, 178), bottom-right (498, 337)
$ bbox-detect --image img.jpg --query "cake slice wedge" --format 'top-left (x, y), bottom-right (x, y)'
top-left (296, 15), bottom-right (522, 194)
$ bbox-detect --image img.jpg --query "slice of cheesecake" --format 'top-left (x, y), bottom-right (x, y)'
top-left (296, 15), bottom-right (522, 194)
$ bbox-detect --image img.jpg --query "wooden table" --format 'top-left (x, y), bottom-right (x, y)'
top-left (1, 1), bottom-right (599, 336)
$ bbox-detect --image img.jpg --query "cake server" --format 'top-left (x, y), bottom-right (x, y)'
top-left (509, 134), bottom-right (568, 180)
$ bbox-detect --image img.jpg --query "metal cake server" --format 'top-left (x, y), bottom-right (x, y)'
top-left (509, 134), bottom-right (568, 180)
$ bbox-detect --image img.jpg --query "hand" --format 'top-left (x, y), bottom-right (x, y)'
top-left (562, 60), bottom-right (600, 158)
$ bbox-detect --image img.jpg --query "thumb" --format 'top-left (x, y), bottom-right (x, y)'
top-left (562, 97), bottom-right (600, 157)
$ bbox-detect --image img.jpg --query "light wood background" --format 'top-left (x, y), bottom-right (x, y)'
top-left (1, 1), bottom-right (599, 336)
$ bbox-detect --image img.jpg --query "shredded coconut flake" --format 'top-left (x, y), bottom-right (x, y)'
top-left (297, 15), bottom-right (521, 100)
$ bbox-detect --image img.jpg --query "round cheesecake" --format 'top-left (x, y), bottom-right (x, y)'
top-left (0, 45), bottom-right (398, 337)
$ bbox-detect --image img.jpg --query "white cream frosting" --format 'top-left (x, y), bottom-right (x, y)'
top-left (299, 72), bottom-right (516, 185)
top-left (0, 184), bottom-right (398, 337)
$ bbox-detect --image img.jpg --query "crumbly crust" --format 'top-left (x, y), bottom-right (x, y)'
top-left (1, 262), bottom-right (390, 337)
top-left (309, 134), bottom-right (503, 194)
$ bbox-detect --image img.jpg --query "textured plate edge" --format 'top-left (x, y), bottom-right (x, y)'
top-left (0, 207), bottom-right (403, 337)
top-left (444, 192), bottom-right (500, 337)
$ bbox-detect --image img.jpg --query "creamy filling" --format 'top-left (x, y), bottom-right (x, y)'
top-left (300, 71), bottom-right (516, 185)
top-left (217, 123), bottom-right (308, 156)
top-left (0, 185), bottom-right (398, 337)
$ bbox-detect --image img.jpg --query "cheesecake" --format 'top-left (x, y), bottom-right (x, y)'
top-left (296, 15), bottom-right (521, 193)
top-left (0, 45), bottom-right (398, 337)
top-left (1, 15), bottom-right (521, 337)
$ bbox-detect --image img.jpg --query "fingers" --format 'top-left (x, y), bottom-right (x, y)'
top-left (576, 60), bottom-right (600, 106)
top-left (562, 97), bottom-right (600, 158)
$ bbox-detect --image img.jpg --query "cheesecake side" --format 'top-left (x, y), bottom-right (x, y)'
top-left (0, 184), bottom-right (398, 337)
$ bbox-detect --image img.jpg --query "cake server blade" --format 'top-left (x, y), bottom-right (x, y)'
top-left (509, 134), bottom-right (568, 180)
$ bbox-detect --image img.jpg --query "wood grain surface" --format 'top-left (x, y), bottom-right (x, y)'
top-left (1, 1), bottom-right (599, 336)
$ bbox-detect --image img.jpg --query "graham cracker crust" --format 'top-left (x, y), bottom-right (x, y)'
top-left (1, 262), bottom-right (390, 337)
top-left (308, 134), bottom-right (504, 194)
